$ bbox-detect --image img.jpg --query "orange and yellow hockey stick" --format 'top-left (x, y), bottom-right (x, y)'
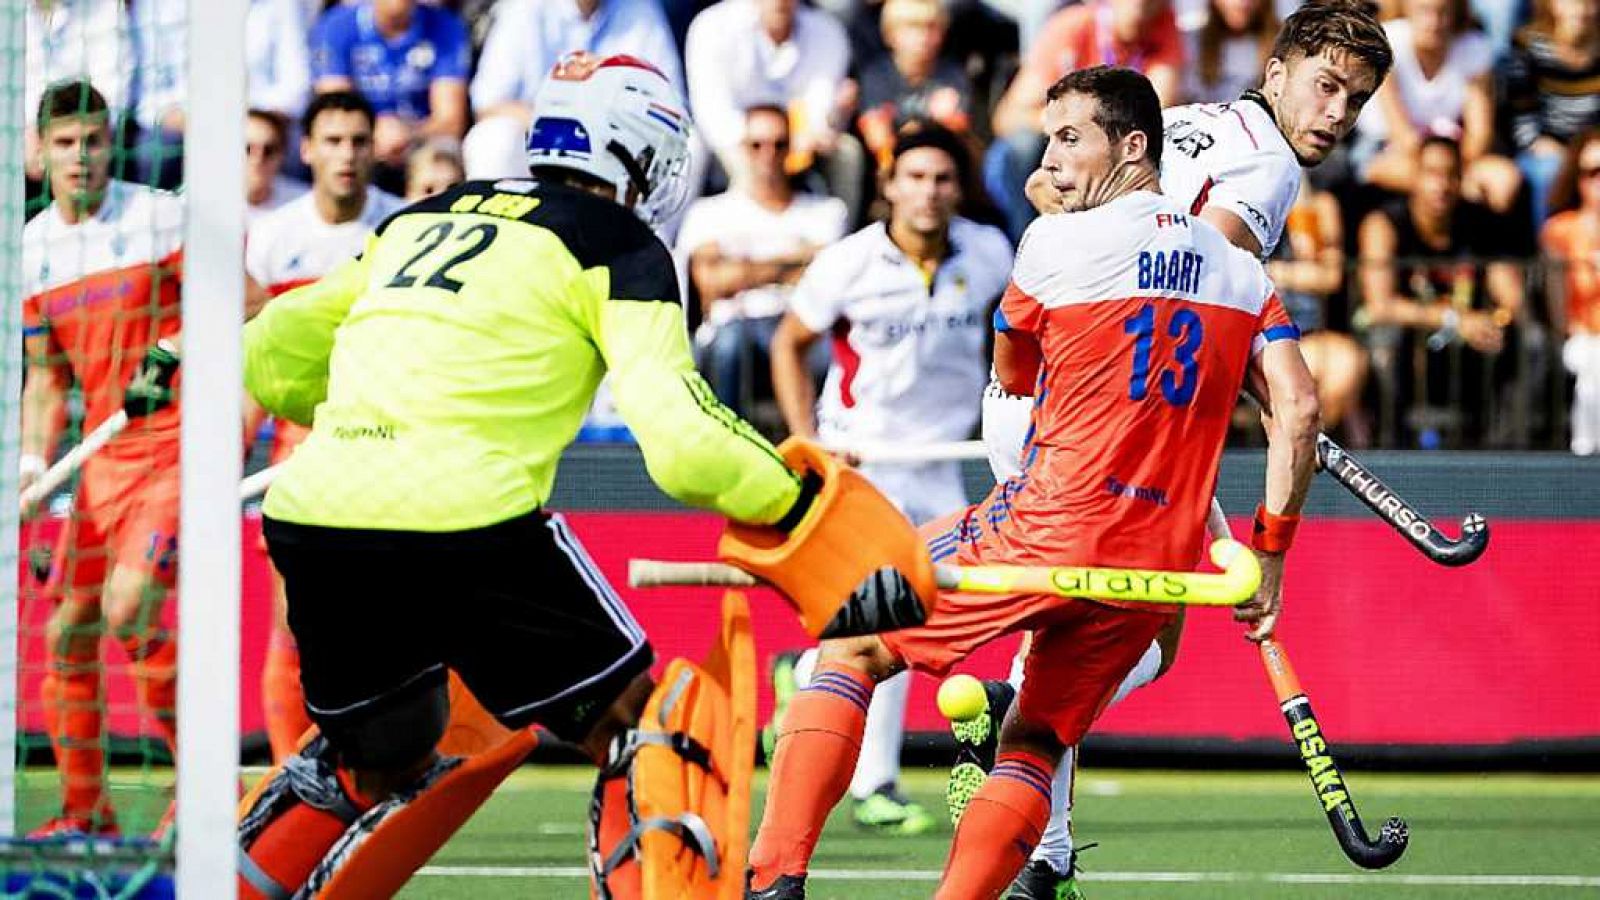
top-left (631, 539), bottom-right (1261, 608)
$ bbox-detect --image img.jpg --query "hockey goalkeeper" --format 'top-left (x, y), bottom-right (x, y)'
top-left (236, 52), bottom-right (936, 899)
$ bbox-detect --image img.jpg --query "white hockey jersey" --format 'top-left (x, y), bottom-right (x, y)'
top-left (1160, 95), bottom-right (1301, 257)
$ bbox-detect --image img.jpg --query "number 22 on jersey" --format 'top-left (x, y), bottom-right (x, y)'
top-left (1124, 302), bottom-right (1204, 406)
top-left (386, 221), bottom-right (500, 293)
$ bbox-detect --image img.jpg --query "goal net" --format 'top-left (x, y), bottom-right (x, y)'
top-left (5, 1), bottom-right (241, 895)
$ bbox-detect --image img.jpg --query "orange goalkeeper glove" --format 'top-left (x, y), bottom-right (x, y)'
top-left (719, 438), bottom-right (937, 639)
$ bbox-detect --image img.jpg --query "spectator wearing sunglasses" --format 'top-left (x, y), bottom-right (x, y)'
top-left (246, 109), bottom-right (307, 225)
top-left (675, 104), bottom-right (849, 418)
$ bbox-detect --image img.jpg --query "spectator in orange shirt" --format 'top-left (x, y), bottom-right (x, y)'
top-left (1542, 126), bottom-right (1600, 453)
top-left (986, 0), bottom-right (1185, 238)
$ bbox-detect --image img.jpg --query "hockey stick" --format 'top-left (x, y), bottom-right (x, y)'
top-left (833, 440), bottom-right (987, 463)
top-left (21, 442), bottom-right (282, 584)
top-left (631, 539), bottom-right (1260, 607)
top-left (239, 463), bottom-right (282, 500)
top-left (1259, 638), bottom-right (1409, 870)
top-left (18, 411), bottom-right (132, 582)
top-left (1316, 434), bottom-right (1488, 567)
top-left (18, 410), bottom-right (129, 517)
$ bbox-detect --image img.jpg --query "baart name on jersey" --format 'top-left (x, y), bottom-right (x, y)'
top-left (1137, 247), bottom-right (1203, 295)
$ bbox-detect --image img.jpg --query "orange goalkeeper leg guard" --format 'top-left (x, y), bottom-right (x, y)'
top-left (237, 730), bottom-right (538, 900)
top-left (589, 592), bottom-right (757, 900)
top-left (237, 735), bottom-right (374, 900)
top-left (436, 671), bottom-right (513, 757)
top-left (262, 626), bottom-right (312, 763)
top-left (40, 646), bottom-right (113, 828)
top-left (305, 727), bottom-right (537, 899)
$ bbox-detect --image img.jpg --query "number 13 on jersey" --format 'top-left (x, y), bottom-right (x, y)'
top-left (1124, 302), bottom-right (1204, 406)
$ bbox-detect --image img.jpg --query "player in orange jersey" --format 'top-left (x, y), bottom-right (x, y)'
top-left (744, 67), bottom-right (1322, 900)
top-left (20, 79), bottom-right (186, 837)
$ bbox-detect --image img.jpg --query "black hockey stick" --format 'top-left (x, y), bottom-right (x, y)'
top-left (1260, 638), bottom-right (1409, 870)
top-left (1316, 434), bottom-right (1489, 567)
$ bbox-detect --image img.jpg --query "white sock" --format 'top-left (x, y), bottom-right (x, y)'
top-left (1031, 745), bottom-right (1076, 873)
top-left (1568, 335), bottom-right (1600, 455)
top-left (795, 647), bottom-right (818, 688)
top-left (850, 670), bottom-right (909, 799)
top-left (1006, 645), bottom-right (1025, 690)
top-left (1008, 637), bottom-right (1162, 708)
top-left (795, 647), bottom-right (909, 799)
top-left (1109, 639), bottom-right (1163, 707)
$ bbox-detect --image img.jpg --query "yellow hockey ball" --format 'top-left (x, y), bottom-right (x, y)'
top-left (937, 674), bottom-right (987, 722)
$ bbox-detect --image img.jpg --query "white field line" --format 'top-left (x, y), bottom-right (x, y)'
top-left (414, 866), bottom-right (1600, 888)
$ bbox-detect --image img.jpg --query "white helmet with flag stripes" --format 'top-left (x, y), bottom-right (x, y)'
top-left (525, 53), bottom-right (693, 227)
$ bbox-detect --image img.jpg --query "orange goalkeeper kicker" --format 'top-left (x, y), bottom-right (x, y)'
top-left (1258, 638), bottom-right (1409, 870)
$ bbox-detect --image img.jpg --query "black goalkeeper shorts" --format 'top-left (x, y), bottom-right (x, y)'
top-left (263, 510), bottom-right (653, 744)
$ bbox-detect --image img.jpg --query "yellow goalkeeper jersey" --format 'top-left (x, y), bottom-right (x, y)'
top-left (244, 179), bottom-right (801, 531)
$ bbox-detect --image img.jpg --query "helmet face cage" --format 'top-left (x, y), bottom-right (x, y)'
top-left (525, 54), bottom-right (692, 228)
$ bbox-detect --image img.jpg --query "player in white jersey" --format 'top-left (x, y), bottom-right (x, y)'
top-left (965, 4), bottom-right (1392, 894)
top-left (768, 124), bottom-right (1011, 835)
top-left (245, 89), bottom-right (403, 764)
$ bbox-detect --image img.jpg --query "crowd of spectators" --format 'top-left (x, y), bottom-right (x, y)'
top-left (20, 0), bottom-right (1600, 452)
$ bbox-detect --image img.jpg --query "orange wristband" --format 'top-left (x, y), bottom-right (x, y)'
top-left (1252, 504), bottom-right (1300, 554)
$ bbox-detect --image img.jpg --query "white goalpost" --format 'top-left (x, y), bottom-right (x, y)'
top-left (2, 0), bottom-right (25, 844)
top-left (3, 0), bottom-right (242, 893)
top-left (176, 0), bottom-right (244, 893)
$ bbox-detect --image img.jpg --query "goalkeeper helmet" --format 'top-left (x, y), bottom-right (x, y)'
top-left (526, 53), bottom-right (692, 227)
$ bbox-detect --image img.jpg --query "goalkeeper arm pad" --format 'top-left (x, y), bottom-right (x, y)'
top-left (599, 300), bottom-right (802, 526)
top-left (243, 250), bottom-right (371, 424)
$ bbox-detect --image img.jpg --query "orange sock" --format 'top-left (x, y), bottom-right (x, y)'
top-left (935, 752), bottom-right (1055, 900)
top-left (748, 663), bottom-right (873, 890)
top-left (262, 627), bottom-right (312, 763)
top-left (123, 634), bottom-right (178, 751)
top-left (40, 650), bottom-right (109, 822)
